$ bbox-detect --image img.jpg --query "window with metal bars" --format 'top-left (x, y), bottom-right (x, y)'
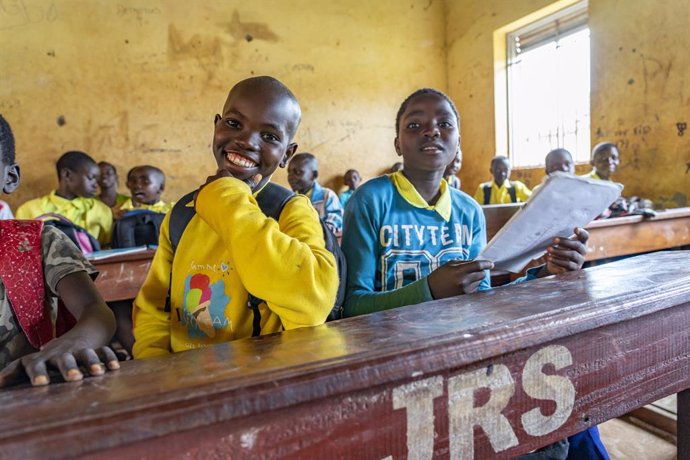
top-left (506, 1), bottom-right (590, 167)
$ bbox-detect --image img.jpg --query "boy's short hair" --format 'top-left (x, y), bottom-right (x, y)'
top-left (56, 151), bottom-right (97, 179)
top-left (345, 169), bottom-right (359, 176)
top-left (491, 155), bottom-right (510, 169)
top-left (395, 88), bottom-right (460, 137)
top-left (0, 114), bottom-right (15, 165)
top-left (225, 76), bottom-right (301, 140)
top-left (128, 165), bottom-right (166, 188)
top-left (591, 142), bottom-right (617, 160)
top-left (291, 152), bottom-right (318, 170)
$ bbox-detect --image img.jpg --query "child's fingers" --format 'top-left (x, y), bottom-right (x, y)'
top-left (574, 227), bottom-right (590, 243)
top-left (75, 348), bottom-right (106, 376)
top-left (96, 346), bottom-right (121, 370)
top-left (23, 358), bottom-right (50, 386)
top-left (547, 257), bottom-right (580, 272)
top-left (247, 173), bottom-right (263, 189)
top-left (53, 353), bottom-right (83, 383)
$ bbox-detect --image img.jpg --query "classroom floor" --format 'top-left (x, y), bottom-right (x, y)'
top-left (599, 418), bottom-right (677, 460)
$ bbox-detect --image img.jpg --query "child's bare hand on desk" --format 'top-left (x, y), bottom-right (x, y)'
top-left (428, 259), bottom-right (494, 299)
top-left (540, 227), bottom-right (589, 276)
top-left (0, 341), bottom-right (119, 387)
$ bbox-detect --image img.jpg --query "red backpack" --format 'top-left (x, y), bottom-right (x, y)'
top-left (0, 220), bottom-right (75, 348)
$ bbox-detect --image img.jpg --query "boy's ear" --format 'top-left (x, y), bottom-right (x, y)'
top-left (214, 114), bottom-right (221, 124)
top-left (3, 164), bottom-right (20, 194)
top-left (394, 137), bottom-right (402, 156)
top-left (279, 143), bottom-right (298, 168)
top-left (313, 170), bottom-right (319, 180)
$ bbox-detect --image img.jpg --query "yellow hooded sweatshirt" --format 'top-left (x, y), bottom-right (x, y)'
top-left (132, 177), bottom-right (338, 358)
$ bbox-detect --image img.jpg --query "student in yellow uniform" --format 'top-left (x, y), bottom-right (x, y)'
top-left (16, 150), bottom-right (113, 246)
top-left (473, 155), bottom-right (532, 205)
top-left (132, 76), bottom-right (338, 358)
top-left (116, 165), bottom-right (174, 216)
top-left (581, 142), bottom-right (620, 181)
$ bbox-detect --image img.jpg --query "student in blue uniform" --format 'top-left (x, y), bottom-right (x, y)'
top-left (341, 88), bottom-right (609, 460)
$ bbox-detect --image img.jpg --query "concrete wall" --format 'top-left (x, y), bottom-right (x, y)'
top-left (0, 0), bottom-right (447, 208)
top-left (447, 0), bottom-right (689, 206)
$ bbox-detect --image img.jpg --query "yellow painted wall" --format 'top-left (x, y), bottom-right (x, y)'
top-left (1, 0), bottom-right (447, 209)
top-left (446, 0), bottom-right (690, 207)
top-left (589, 0), bottom-right (690, 208)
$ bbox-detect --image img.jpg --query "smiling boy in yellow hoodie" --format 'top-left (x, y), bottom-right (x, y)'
top-left (132, 77), bottom-right (338, 357)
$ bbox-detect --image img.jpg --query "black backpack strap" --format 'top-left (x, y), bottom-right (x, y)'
top-left (255, 182), bottom-right (295, 219)
top-left (483, 185), bottom-right (492, 205)
top-left (247, 183), bottom-right (296, 335)
top-left (169, 191), bottom-right (198, 254)
top-left (164, 190), bottom-right (197, 313)
top-left (508, 185), bottom-right (517, 203)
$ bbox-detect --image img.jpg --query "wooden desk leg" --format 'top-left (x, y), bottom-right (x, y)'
top-left (679, 389), bottom-right (690, 459)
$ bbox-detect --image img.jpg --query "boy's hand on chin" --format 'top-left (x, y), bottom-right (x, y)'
top-left (428, 259), bottom-right (494, 299)
top-left (0, 340), bottom-right (120, 388)
top-left (195, 170), bottom-right (263, 207)
top-left (540, 227), bottom-right (589, 276)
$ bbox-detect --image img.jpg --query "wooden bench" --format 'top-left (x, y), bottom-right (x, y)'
top-left (1, 252), bottom-right (688, 458)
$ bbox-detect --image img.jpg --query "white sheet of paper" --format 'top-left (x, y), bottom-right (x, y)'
top-left (478, 173), bottom-right (623, 272)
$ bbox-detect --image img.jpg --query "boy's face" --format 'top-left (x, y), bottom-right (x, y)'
top-left (344, 170), bottom-right (361, 190)
top-left (546, 152), bottom-right (574, 175)
top-left (592, 147), bottom-right (620, 179)
top-left (127, 168), bottom-right (163, 205)
top-left (287, 158), bottom-right (317, 194)
top-left (98, 163), bottom-right (117, 189)
top-left (394, 93), bottom-right (459, 175)
top-left (0, 155), bottom-right (20, 195)
top-left (213, 83), bottom-right (299, 192)
top-left (491, 159), bottom-right (511, 186)
top-left (65, 163), bottom-right (100, 198)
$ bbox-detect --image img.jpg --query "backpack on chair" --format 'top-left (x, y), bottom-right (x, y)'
top-left (167, 182), bottom-right (347, 335)
top-left (112, 209), bottom-right (166, 248)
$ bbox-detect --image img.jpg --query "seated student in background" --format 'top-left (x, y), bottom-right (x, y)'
top-left (581, 142), bottom-right (619, 181)
top-left (473, 155), bottom-right (532, 205)
top-left (287, 152), bottom-right (343, 235)
top-left (341, 89), bottom-right (608, 460)
top-left (0, 114), bottom-right (118, 387)
top-left (132, 76), bottom-right (338, 358)
top-left (444, 149), bottom-right (462, 189)
top-left (0, 199), bottom-right (13, 219)
top-left (117, 165), bottom-right (174, 216)
top-left (98, 161), bottom-right (129, 209)
top-left (545, 148), bottom-right (575, 175)
top-left (16, 150), bottom-right (113, 247)
top-left (338, 169), bottom-right (361, 209)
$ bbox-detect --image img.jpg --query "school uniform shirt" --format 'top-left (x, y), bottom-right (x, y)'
top-left (0, 200), bottom-right (13, 219)
top-left (580, 170), bottom-right (603, 180)
top-left (342, 172), bottom-right (491, 317)
top-left (16, 191), bottom-right (113, 246)
top-left (100, 192), bottom-right (130, 209)
top-left (132, 178), bottom-right (339, 358)
top-left (306, 182), bottom-right (343, 235)
top-left (118, 198), bottom-right (175, 214)
top-left (0, 226), bottom-right (96, 369)
top-left (473, 179), bottom-right (532, 205)
top-left (338, 189), bottom-right (355, 209)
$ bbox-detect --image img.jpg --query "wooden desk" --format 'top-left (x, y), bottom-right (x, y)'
top-left (585, 207), bottom-right (690, 260)
top-left (92, 250), bottom-right (155, 302)
top-left (1, 252), bottom-right (688, 458)
top-left (483, 206), bottom-right (690, 261)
